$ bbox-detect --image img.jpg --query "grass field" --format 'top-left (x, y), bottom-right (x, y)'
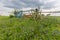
top-left (0, 16), bottom-right (60, 40)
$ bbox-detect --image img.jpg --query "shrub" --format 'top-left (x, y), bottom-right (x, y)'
top-left (9, 15), bottom-right (14, 18)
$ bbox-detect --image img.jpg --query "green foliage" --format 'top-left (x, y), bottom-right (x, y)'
top-left (13, 9), bottom-right (18, 17)
top-left (0, 16), bottom-right (60, 40)
top-left (9, 15), bottom-right (14, 18)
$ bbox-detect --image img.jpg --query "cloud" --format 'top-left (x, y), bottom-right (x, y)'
top-left (3, 0), bottom-right (26, 9)
top-left (0, 6), bottom-right (14, 16)
top-left (0, 0), bottom-right (59, 10)
top-left (0, 0), bottom-right (56, 9)
top-left (0, 0), bottom-right (60, 16)
top-left (0, 0), bottom-right (59, 9)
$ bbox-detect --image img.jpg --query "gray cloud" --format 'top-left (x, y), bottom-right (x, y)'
top-left (42, 1), bottom-right (56, 9)
top-left (3, 0), bottom-right (56, 9)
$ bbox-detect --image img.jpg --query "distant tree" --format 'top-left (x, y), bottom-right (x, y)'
top-left (9, 9), bottom-right (18, 18)
top-left (42, 14), bottom-right (45, 16)
top-left (14, 9), bottom-right (18, 16)
top-left (47, 14), bottom-right (50, 16)
top-left (9, 15), bottom-right (14, 18)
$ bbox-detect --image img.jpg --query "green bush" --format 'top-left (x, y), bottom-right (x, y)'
top-left (9, 15), bottom-right (14, 18)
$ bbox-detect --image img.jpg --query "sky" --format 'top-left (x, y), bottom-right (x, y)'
top-left (0, 0), bottom-right (60, 16)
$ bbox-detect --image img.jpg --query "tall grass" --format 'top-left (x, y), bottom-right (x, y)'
top-left (0, 16), bottom-right (60, 40)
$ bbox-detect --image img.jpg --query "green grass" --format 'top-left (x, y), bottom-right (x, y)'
top-left (0, 16), bottom-right (60, 40)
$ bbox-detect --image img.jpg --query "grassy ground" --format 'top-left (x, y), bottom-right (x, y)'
top-left (0, 16), bottom-right (60, 40)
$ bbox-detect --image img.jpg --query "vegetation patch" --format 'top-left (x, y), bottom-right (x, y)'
top-left (0, 16), bottom-right (60, 40)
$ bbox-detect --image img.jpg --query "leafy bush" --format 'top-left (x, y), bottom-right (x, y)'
top-left (9, 15), bottom-right (14, 18)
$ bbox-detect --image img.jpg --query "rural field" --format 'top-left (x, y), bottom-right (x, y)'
top-left (0, 16), bottom-right (60, 40)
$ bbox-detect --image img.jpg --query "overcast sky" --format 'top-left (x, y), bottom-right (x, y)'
top-left (0, 0), bottom-right (60, 16)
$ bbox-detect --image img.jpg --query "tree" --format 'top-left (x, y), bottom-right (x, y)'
top-left (46, 14), bottom-right (50, 16)
top-left (9, 15), bottom-right (14, 18)
top-left (14, 9), bottom-right (18, 17)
